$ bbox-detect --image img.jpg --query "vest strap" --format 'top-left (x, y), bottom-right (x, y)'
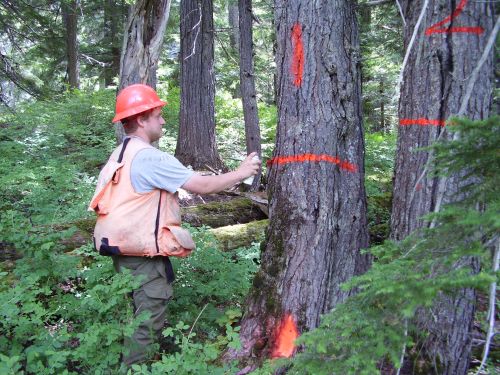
top-left (117, 137), bottom-right (131, 163)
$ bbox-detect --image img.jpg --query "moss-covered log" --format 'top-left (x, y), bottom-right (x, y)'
top-left (182, 197), bottom-right (267, 228)
top-left (210, 219), bottom-right (268, 251)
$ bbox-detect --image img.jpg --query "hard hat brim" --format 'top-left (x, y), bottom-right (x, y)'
top-left (112, 100), bottom-right (167, 123)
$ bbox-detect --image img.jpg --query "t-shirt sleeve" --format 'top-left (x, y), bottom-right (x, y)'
top-left (130, 148), bottom-right (194, 193)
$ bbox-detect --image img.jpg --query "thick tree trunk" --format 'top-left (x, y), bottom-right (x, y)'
top-left (232, 0), bottom-right (369, 365)
top-left (62, 0), bottom-right (79, 89)
top-left (115, 0), bottom-right (172, 144)
top-left (176, 0), bottom-right (225, 170)
top-left (238, 0), bottom-right (262, 191)
top-left (104, 0), bottom-right (122, 87)
top-left (391, 1), bottom-right (495, 374)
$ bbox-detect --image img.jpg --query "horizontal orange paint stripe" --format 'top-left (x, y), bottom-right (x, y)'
top-left (399, 118), bottom-right (446, 127)
top-left (425, 26), bottom-right (484, 35)
top-left (266, 153), bottom-right (358, 172)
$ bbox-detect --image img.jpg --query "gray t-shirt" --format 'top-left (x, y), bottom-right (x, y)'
top-left (130, 145), bottom-right (194, 194)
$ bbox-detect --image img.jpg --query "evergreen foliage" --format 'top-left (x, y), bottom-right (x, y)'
top-left (289, 117), bottom-right (499, 374)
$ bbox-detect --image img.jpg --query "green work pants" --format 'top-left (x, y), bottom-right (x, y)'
top-left (112, 256), bottom-right (173, 367)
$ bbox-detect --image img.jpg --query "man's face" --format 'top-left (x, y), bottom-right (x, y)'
top-left (141, 107), bottom-right (166, 142)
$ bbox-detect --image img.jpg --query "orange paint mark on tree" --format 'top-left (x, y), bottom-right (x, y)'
top-left (266, 153), bottom-right (358, 172)
top-left (425, 0), bottom-right (484, 36)
top-left (291, 23), bottom-right (304, 87)
top-left (399, 118), bottom-right (446, 127)
top-left (271, 314), bottom-right (299, 359)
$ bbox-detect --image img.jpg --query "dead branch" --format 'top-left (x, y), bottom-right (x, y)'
top-left (184, 4), bottom-right (202, 61)
top-left (475, 236), bottom-right (499, 375)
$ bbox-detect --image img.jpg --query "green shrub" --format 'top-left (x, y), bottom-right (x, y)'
top-left (170, 228), bottom-right (259, 341)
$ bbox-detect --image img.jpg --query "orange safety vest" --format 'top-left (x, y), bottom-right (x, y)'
top-left (88, 137), bottom-right (195, 258)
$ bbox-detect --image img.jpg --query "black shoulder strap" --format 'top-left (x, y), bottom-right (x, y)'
top-left (117, 137), bottom-right (131, 163)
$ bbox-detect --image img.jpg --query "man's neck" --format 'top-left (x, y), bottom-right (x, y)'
top-left (125, 133), bottom-right (151, 144)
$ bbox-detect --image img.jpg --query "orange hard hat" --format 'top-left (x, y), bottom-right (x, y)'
top-left (112, 84), bottom-right (166, 123)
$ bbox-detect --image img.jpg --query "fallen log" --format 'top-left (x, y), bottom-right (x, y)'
top-left (182, 197), bottom-right (267, 228)
top-left (210, 219), bottom-right (268, 251)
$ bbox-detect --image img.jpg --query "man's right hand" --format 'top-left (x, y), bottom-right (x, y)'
top-left (237, 152), bottom-right (261, 180)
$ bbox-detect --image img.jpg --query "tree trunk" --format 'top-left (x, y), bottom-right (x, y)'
top-left (176, 0), bottom-right (225, 170)
top-left (239, 0), bottom-right (262, 191)
top-left (228, 1), bottom-right (240, 51)
top-left (104, 0), bottom-right (122, 87)
top-left (379, 79), bottom-right (385, 131)
top-left (62, 0), bottom-right (79, 89)
top-left (115, 0), bottom-right (172, 144)
top-left (391, 1), bottom-right (495, 374)
top-left (231, 0), bottom-right (369, 365)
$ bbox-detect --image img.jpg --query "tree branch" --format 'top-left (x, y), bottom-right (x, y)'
top-left (475, 236), bottom-right (499, 375)
top-left (395, 0), bottom-right (406, 26)
top-left (396, 318), bottom-right (408, 375)
top-left (458, 16), bottom-right (500, 117)
top-left (184, 4), bottom-right (202, 60)
top-left (393, 0), bottom-right (429, 103)
top-left (80, 53), bottom-right (110, 67)
top-left (0, 53), bottom-right (42, 98)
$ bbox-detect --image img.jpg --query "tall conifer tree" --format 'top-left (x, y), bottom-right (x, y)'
top-left (232, 0), bottom-right (369, 365)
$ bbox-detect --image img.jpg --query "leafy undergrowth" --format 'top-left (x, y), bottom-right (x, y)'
top-left (0, 89), bottom-right (260, 374)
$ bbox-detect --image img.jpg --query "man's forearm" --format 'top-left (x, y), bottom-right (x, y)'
top-left (182, 170), bottom-right (246, 194)
top-left (202, 171), bottom-right (246, 194)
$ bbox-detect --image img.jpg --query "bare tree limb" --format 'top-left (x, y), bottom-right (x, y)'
top-left (80, 53), bottom-right (110, 67)
top-left (184, 4), bottom-right (202, 60)
top-left (396, 319), bottom-right (408, 375)
top-left (458, 16), bottom-right (500, 116)
top-left (393, 0), bottom-right (429, 103)
top-left (395, 0), bottom-right (406, 26)
top-left (0, 53), bottom-right (42, 98)
top-left (475, 236), bottom-right (499, 375)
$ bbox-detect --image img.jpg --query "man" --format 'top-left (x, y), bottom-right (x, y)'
top-left (88, 84), bottom-right (260, 367)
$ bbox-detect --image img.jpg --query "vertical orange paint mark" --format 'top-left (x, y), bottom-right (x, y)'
top-left (291, 23), bottom-right (304, 87)
top-left (271, 314), bottom-right (299, 358)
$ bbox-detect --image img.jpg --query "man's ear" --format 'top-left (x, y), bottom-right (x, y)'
top-left (136, 114), bottom-right (147, 128)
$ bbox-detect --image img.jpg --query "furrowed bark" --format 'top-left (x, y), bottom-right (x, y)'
top-left (176, 0), bottom-right (225, 170)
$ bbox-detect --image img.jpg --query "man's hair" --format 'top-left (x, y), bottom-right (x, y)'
top-left (121, 109), bottom-right (154, 134)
